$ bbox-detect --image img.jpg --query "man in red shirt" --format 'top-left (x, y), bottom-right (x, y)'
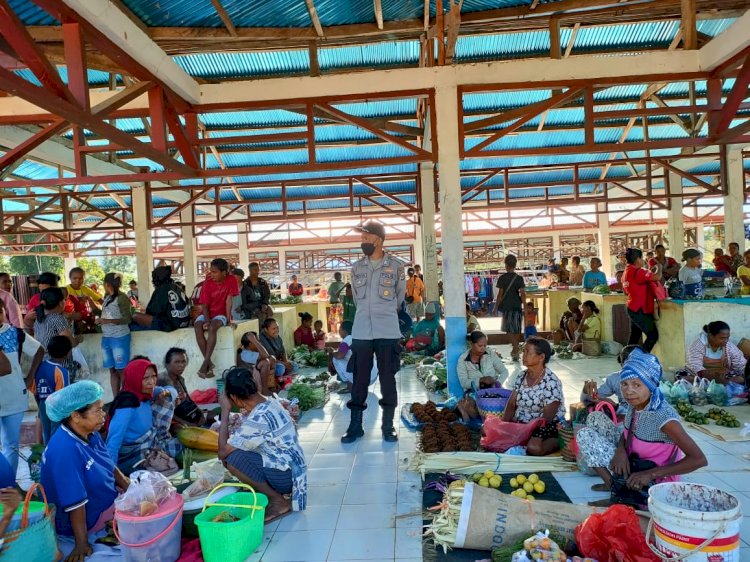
top-left (647, 244), bottom-right (679, 282)
top-left (622, 248), bottom-right (662, 352)
top-left (194, 258), bottom-right (239, 378)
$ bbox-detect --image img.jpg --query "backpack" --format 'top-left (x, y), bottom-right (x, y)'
top-left (165, 284), bottom-right (190, 330)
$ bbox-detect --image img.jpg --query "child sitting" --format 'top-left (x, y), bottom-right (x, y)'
top-left (331, 321), bottom-right (377, 393)
top-left (32, 335), bottom-right (72, 443)
top-left (194, 258), bottom-right (239, 378)
top-left (313, 320), bottom-right (326, 349)
top-left (523, 301), bottom-right (538, 339)
top-left (236, 331), bottom-right (275, 395)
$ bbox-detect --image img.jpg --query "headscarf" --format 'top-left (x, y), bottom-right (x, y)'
top-left (619, 348), bottom-right (664, 411)
top-left (46, 380), bottom-right (103, 423)
top-left (121, 359), bottom-right (158, 401)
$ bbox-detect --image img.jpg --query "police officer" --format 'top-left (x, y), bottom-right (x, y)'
top-left (341, 221), bottom-right (406, 443)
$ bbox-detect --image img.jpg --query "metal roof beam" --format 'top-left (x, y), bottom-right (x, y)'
top-left (35, 0), bottom-right (201, 105)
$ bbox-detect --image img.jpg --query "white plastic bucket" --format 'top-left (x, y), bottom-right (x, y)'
top-left (647, 482), bottom-right (742, 562)
top-left (114, 495), bottom-right (183, 562)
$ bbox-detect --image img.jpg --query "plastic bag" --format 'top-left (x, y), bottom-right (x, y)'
top-left (726, 381), bottom-right (748, 406)
top-left (182, 460), bottom-right (225, 500)
top-left (480, 416), bottom-right (544, 453)
top-left (688, 377), bottom-right (709, 406)
top-left (669, 380), bottom-right (690, 404)
top-left (114, 470), bottom-right (176, 516)
top-left (510, 530), bottom-right (567, 562)
top-left (707, 380), bottom-right (728, 406)
top-left (659, 381), bottom-right (674, 404)
top-left (575, 504), bottom-right (660, 562)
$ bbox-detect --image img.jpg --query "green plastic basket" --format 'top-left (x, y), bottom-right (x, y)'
top-left (194, 483), bottom-right (268, 562)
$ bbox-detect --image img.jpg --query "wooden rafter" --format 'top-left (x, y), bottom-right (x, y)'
top-left (210, 0), bottom-right (238, 37)
top-left (304, 0), bottom-right (325, 38)
top-left (681, 0), bottom-right (697, 50)
top-left (374, 0), bottom-right (383, 30)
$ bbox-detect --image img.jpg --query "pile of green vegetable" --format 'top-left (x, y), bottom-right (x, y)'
top-left (286, 383), bottom-right (327, 411)
top-left (401, 354), bottom-right (419, 365)
top-left (552, 342), bottom-right (574, 360)
top-left (291, 345), bottom-right (328, 367)
top-left (591, 284), bottom-right (611, 295)
top-left (675, 400), bottom-right (708, 425)
top-left (270, 295), bottom-right (302, 305)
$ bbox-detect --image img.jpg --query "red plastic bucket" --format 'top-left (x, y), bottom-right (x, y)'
top-left (114, 495), bottom-right (183, 562)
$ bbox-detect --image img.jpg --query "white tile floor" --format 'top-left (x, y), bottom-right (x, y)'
top-left (243, 347), bottom-right (750, 561)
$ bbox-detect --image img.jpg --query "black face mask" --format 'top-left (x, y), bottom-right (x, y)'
top-left (361, 243), bottom-right (376, 256)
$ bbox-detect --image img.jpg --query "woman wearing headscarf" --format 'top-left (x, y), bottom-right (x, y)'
top-left (576, 349), bottom-right (706, 496)
top-left (105, 359), bottom-right (182, 474)
top-left (40, 381), bottom-right (130, 562)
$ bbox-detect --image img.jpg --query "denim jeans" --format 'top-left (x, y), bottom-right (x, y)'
top-left (0, 411), bottom-right (25, 475)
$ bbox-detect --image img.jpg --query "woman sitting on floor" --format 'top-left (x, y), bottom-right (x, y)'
top-left (41, 381), bottom-right (130, 561)
top-left (553, 297), bottom-right (582, 344)
top-left (685, 321), bottom-right (746, 385)
top-left (236, 331), bottom-right (276, 395)
top-left (105, 359), bottom-right (182, 474)
top-left (218, 366), bottom-right (307, 523)
top-left (576, 349), bottom-right (706, 495)
top-left (571, 300), bottom-right (602, 353)
top-left (158, 347), bottom-right (206, 427)
top-left (455, 331), bottom-right (509, 421)
top-left (405, 303), bottom-right (445, 354)
top-left (293, 312), bottom-right (316, 349)
top-left (502, 336), bottom-right (565, 456)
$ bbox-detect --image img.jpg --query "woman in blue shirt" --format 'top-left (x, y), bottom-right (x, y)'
top-left (40, 381), bottom-right (129, 562)
top-left (583, 257), bottom-right (608, 290)
top-left (105, 359), bottom-right (181, 474)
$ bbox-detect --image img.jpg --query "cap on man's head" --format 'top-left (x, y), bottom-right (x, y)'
top-left (425, 302), bottom-right (437, 314)
top-left (356, 221), bottom-right (386, 240)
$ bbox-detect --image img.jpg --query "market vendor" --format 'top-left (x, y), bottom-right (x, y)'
top-left (457, 331), bottom-right (508, 392)
top-left (240, 262), bottom-right (274, 322)
top-left (131, 266), bottom-right (190, 332)
top-left (553, 297), bottom-right (582, 343)
top-left (218, 366), bottom-right (307, 523)
top-left (686, 321), bottom-right (746, 384)
top-left (41, 381), bottom-right (130, 561)
top-left (576, 349), bottom-right (706, 497)
top-left (294, 312), bottom-right (315, 349)
top-left (466, 303), bottom-right (480, 334)
top-left (405, 303), bottom-right (445, 354)
top-left (678, 248), bottom-right (704, 298)
top-left (105, 359), bottom-right (182, 474)
top-left (260, 318), bottom-right (298, 376)
top-left (503, 337), bottom-right (565, 456)
top-left (582, 257), bottom-right (607, 290)
top-left (236, 332), bottom-right (276, 395)
top-left (159, 347), bottom-right (207, 426)
top-left (571, 300), bottom-right (602, 352)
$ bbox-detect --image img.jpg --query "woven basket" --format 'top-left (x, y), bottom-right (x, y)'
top-left (557, 421), bottom-right (577, 463)
top-left (475, 387), bottom-right (512, 419)
top-left (582, 338), bottom-right (601, 356)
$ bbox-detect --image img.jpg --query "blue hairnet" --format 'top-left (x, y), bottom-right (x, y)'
top-left (45, 380), bottom-right (103, 423)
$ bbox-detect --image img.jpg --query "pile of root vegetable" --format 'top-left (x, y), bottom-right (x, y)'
top-left (420, 421), bottom-right (474, 453)
top-left (410, 401), bottom-right (458, 423)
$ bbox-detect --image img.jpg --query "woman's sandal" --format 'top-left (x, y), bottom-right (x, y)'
top-left (264, 508), bottom-right (292, 524)
top-left (591, 483), bottom-right (609, 492)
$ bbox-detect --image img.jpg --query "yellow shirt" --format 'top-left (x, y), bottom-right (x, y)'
top-left (582, 314), bottom-right (602, 339)
top-left (738, 265), bottom-right (750, 295)
top-left (66, 284), bottom-right (102, 301)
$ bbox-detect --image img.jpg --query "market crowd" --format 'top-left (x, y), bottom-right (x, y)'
top-left (0, 225), bottom-right (748, 559)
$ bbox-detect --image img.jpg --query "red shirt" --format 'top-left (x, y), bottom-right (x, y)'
top-left (712, 256), bottom-right (733, 274)
top-left (622, 264), bottom-right (655, 314)
top-left (27, 294), bottom-right (75, 315)
top-left (198, 275), bottom-right (239, 319)
top-left (294, 325), bottom-right (315, 348)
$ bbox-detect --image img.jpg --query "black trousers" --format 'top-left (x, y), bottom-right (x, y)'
top-left (348, 338), bottom-right (401, 411)
top-left (627, 309), bottom-right (659, 352)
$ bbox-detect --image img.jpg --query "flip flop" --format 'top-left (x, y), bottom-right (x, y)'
top-left (196, 369), bottom-right (209, 379)
top-left (591, 483), bottom-right (609, 492)
top-left (264, 508), bottom-right (292, 524)
top-left (588, 498), bottom-right (612, 508)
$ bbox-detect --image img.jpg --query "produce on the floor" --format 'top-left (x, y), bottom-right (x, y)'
top-left (675, 401), bottom-right (708, 424)
top-left (420, 421), bottom-right (474, 453)
top-left (177, 427), bottom-right (219, 452)
top-left (411, 451), bottom-right (576, 475)
top-left (286, 382), bottom-right (327, 411)
top-left (410, 401), bottom-right (458, 423)
top-left (707, 407), bottom-right (741, 427)
top-left (426, 480), bottom-right (601, 552)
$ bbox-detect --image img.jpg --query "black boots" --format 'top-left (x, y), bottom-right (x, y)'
top-left (381, 406), bottom-right (398, 442)
top-left (341, 409), bottom-right (365, 443)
